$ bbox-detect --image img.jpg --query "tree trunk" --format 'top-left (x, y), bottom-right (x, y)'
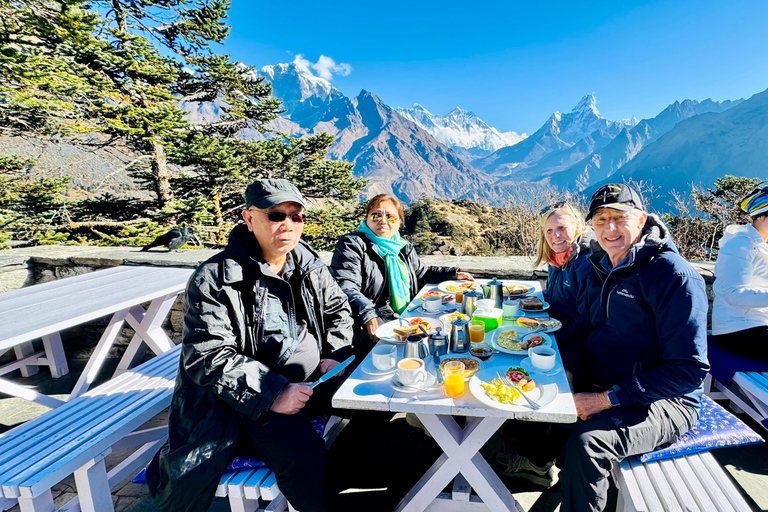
top-left (151, 140), bottom-right (171, 208)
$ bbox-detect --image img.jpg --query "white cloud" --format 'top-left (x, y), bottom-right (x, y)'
top-left (292, 54), bottom-right (352, 81)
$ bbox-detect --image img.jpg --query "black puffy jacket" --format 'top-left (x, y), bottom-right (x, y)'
top-left (146, 224), bottom-right (353, 512)
top-left (330, 231), bottom-right (457, 350)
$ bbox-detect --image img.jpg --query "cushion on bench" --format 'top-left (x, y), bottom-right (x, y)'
top-left (639, 395), bottom-right (763, 463)
top-left (132, 415), bottom-right (329, 483)
top-left (708, 335), bottom-right (768, 385)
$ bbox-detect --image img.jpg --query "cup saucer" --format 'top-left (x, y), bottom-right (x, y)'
top-left (361, 358), bottom-right (397, 376)
top-left (520, 357), bottom-right (562, 377)
top-left (390, 372), bottom-right (437, 393)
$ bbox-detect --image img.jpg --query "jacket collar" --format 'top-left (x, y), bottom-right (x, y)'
top-left (222, 224), bottom-right (323, 285)
top-left (564, 226), bottom-right (595, 266)
top-left (588, 213), bottom-right (678, 271)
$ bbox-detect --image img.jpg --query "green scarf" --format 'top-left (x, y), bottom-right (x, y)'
top-left (358, 220), bottom-right (411, 314)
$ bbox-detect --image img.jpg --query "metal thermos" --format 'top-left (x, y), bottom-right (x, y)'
top-left (404, 334), bottom-right (429, 360)
top-left (488, 277), bottom-right (504, 309)
top-left (428, 327), bottom-right (448, 357)
top-left (449, 317), bottom-right (470, 353)
top-left (462, 290), bottom-right (483, 316)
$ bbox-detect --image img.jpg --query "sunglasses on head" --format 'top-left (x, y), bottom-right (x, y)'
top-left (540, 201), bottom-right (568, 215)
top-left (252, 209), bottom-right (304, 223)
top-left (368, 212), bottom-right (399, 224)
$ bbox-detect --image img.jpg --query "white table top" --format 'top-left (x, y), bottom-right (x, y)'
top-left (333, 280), bottom-right (578, 424)
top-left (0, 265), bottom-right (193, 351)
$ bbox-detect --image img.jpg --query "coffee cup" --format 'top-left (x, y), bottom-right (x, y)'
top-left (372, 345), bottom-right (397, 371)
top-left (397, 357), bottom-right (427, 386)
top-left (528, 345), bottom-right (556, 372)
top-left (423, 295), bottom-right (443, 313)
top-left (502, 299), bottom-right (519, 320)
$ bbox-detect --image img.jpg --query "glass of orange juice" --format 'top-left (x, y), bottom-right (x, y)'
top-left (444, 361), bottom-right (465, 397)
top-left (455, 290), bottom-right (464, 304)
top-left (469, 324), bottom-right (485, 343)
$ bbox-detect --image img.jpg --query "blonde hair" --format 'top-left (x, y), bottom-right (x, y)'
top-left (534, 203), bottom-right (586, 267)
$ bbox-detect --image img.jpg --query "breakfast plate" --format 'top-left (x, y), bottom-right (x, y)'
top-left (515, 316), bottom-right (562, 333)
top-left (488, 326), bottom-right (553, 355)
top-left (519, 300), bottom-right (550, 313)
top-left (375, 317), bottom-right (445, 343)
top-left (469, 367), bottom-right (557, 411)
top-left (437, 280), bottom-right (482, 294)
top-left (503, 282), bottom-right (535, 297)
top-left (438, 355), bottom-right (485, 381)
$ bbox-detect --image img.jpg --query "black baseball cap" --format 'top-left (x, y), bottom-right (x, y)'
top-left (245, 179), bottom-right (307, 209)
top-left (586, 184), bottom-right (645, 221)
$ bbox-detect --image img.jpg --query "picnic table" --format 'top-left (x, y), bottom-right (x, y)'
top-left (332, 279), bottom-right (577, 512)
top-left (0, 265), bottom-right (192, 408)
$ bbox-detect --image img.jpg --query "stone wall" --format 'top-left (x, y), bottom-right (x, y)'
top-left (0, 246), bottom-right (717, 360)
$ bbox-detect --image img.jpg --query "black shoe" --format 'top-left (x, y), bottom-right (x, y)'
top-left (494, 452), bottom-right (560, 488)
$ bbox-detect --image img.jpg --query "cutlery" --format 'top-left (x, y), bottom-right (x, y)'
top-left (497, 371), bottom-right (540, 410)
top-left (432, 351), bottom-right (443, 384)
top-left (392, 377), bottom-right (427, 392)
top-left (311, 355), bottom-right (355, 389)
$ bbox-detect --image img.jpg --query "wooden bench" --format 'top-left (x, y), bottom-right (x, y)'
top-left (706, 371), bottom-right (768, 432)
top-left (215, 416), bottom-right (347, 512)
top-left (0, 343), bottom-right (181, 512)
top-left (612, 451), bottom-right (752, 512)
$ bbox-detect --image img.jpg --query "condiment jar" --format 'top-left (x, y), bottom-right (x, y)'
top-left (428, 327), bottom-right (448, 357)
top-left (449, 317), bottom-right (470, 353)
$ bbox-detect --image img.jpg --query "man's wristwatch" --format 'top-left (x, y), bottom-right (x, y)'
top-left (607, 390), bottom-right (621, 407)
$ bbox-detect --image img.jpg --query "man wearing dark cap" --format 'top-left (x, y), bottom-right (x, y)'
top-left (553, 183), bottom-right (710, 511)
top-left (147, 179), bottom-right (354, 512)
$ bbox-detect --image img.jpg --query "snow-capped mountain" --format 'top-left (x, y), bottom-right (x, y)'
top-left (395, 104), bottom-right (526, 161)
top-left (475, 94), bottom-right (636, 176)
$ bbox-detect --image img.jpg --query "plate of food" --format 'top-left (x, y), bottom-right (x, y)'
top-left (375, 317), bottom-right (444, 343)
top-left (516, 316), bottom-right (562, 333)
top-left (438, 355), bottom-right (485, 381)
top-left (488, 326), bottom-right (552, 355)
top-left (469, 366), bottom-right (557, 412)
top-left (437, 280), bottom-right (482, 294)
top-left (439, 311), bottom-right (471, 327)
top-left (505, 283), bottom-right (535, 297)
top-left (518, 297), bottom-right (549, 312)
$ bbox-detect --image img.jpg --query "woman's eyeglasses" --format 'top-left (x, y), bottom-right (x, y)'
top-left (368, 212), bottom-right (399, 224)
top-left (252, 210), bottom-right (304, 223)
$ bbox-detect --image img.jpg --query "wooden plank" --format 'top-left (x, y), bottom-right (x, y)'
top-left (698, 451), bottom-right (752, 512)
top-left (424, 493), bottom-right (488, 511)
top-left (643, 460), bottom-right (683, 511)
top-left (73, 457), bottom-right (114, 512)
top-left (227, 470), bottom-right (257, 499)
top-left (243, 468), bottom-right (271, 500)
top-left (612, 459), bottom-right (648, 512)
top-left (626, 458), bottom-right (665, 512)
top-left (657, 457), bottom-right (701, 512)
top-left (451, 473), bottom-right (470, 501)
top-left (669, 456), bottom-right (716, 511)
top-left (13, 342), bottom-right (38, 378)
top-left (216, 472), bottom-right (236, 498)
top-left (264, 493), bottom-right (287, 512)
top-left (260, 473), bottom-right (280, 501)
top-left (41, 333), bottom-right (68, 378)
top-left (16, 489), bottom-right (53, 512)
top-left (684, 454), bottom-right (736, 512)
top-left (0, 350), bottom-right (46, 376)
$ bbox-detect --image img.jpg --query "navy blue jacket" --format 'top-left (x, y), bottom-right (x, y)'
top-left (572, 214), bottom-right (709, 409)
top-left (544, 227), bottom-right (595, 332)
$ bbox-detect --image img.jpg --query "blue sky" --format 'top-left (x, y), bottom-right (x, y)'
top-left (222, 0), bottom-right (768, 134)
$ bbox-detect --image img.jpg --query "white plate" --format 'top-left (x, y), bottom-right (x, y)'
top-left (518, 300), bottom-right (550, 313)
top-left (437, 280), bottom-right (482, 294)
top-left (503, 281), bottom-right (535, 297)
top-left (390, 372), bottom-right (438, 393)
top-left (375, 318), bottom-right (444, 343)
top-left (520, 357), bottom-right (562, 377)
top-left (408, 302), bottom-right (460, 316)
top-left (360, 357), bottom-right (398, 376)
top-left (438, 355), bottom-right (485, 381)
top-left (515, 317), bottom-right (563, 333)
top-left (469, 367), bottom-right (558, 411)
top-left (488, 326), bottom-right (552, 355)
top-left (438, 311), bottom-right (471, 328)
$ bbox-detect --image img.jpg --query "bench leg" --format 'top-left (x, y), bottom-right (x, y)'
top-left (42, 332), bottom-right (69, 378)
top-left (228, 494), bottom-right (258, 512)
top-left (17, 490), bottom-right (53, 512)
top-left (14, 342), bottom-right (39, 378)
top-left (74, 457), bottom-right (114, 512)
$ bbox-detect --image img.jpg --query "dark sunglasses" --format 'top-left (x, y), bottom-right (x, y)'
top-left (253, 210), bottom-right (304, 223)
top-left (540, 201), bottom-right (568, 215)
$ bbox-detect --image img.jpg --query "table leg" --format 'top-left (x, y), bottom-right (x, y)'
top-left (42, 333), bottom-right (69, 378)
top-left (115, 293), bottom-right (178, 375)
top-left (13, 342), bottom-right (39, 378)
top-left (394, 414), bottom-right (523, 512)
top-left (67, 309), bottom-right (129, 400)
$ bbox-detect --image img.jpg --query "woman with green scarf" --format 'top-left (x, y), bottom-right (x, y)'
top-left (331, 194), bottom-right (473, 353)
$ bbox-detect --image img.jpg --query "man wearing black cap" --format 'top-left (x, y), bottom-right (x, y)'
top-left (554, 183), bottom-right (710, 511)
top-left (147, 179), bottom-right (354, 512)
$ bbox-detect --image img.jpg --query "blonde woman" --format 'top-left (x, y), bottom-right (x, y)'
top-left (534, 201), bottom-right (593, 333)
